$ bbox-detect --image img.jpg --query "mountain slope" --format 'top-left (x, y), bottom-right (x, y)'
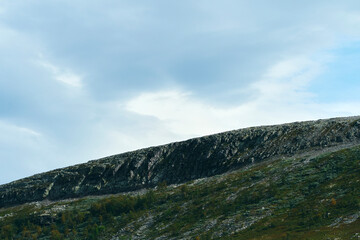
top-left (1, 116), bottom-right (360, 208)
top-left (0, 141), bottom-right (359, 239)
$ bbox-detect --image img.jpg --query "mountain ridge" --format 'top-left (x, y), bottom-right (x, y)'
top-left (1, 115), bottom-right (360, 209)
top-left (1, 116), bottom-right (360, 239)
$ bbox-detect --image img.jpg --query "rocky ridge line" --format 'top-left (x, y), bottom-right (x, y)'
top-left (1, 116), bottom-right (360, 208)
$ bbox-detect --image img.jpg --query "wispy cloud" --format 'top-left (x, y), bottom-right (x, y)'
top-left (252, 56), bottom-right (326, 103)
top-left (125, 88), bottom-right (360, 140)
top-left (125, 54), bottom-right (359, 137)
top-left (126, 90), bottom-right (222, 136)
top-left (0, 120), bottom-right (45, 183)
top-left (35, 58), bottom-right (83, 88)
top-left (0, 120), bottom-right (42, 140)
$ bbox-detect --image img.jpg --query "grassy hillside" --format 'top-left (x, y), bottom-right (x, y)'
top-left (1, 145), bottom-right (360, 239)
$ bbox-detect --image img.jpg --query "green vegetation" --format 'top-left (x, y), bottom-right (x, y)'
top-left (1, 145), bottom-right (360, 239)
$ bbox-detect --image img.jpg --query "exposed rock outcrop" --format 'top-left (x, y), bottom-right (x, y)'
top-left (1, 116), bottom-right (360, 208)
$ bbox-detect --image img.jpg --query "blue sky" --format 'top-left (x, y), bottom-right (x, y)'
top-left (1, 0), bottom-right (360, 184)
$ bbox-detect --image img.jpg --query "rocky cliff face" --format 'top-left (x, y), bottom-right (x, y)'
top-left (1, 116), bottom-right (360, 208)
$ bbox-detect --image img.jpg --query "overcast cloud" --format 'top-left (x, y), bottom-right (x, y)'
top-left (1, 0), bottom-right (360, 184)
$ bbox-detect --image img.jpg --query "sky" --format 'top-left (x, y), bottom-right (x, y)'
top-left (1, 0), bottom-right (360, 184)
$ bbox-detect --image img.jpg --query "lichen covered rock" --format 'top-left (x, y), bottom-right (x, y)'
top-left (1, 116), bottom-right (360, 208)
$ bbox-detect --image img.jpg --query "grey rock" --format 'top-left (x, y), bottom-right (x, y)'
top-left (1, 116), bottom-right (360, 208)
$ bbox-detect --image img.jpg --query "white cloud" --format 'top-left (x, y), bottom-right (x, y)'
top-left (0, 120), bottom-right (63, 184)
top-left (124, 55), bottom-right (360, 138)
top-left (125, 90), bottom-right (224, 136)
top-left (36, 58), bottom-right (83, 88)
top-left (125, 87), bottom-right (360, 140)
top-left (264, 57), bottom-right (314, 80)
top-left (0, 120), bottom-right (42, 143)
top-left (252, 56), bottom-right (326, 103)
top-left (54, 73), bottom-right (82, 87)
